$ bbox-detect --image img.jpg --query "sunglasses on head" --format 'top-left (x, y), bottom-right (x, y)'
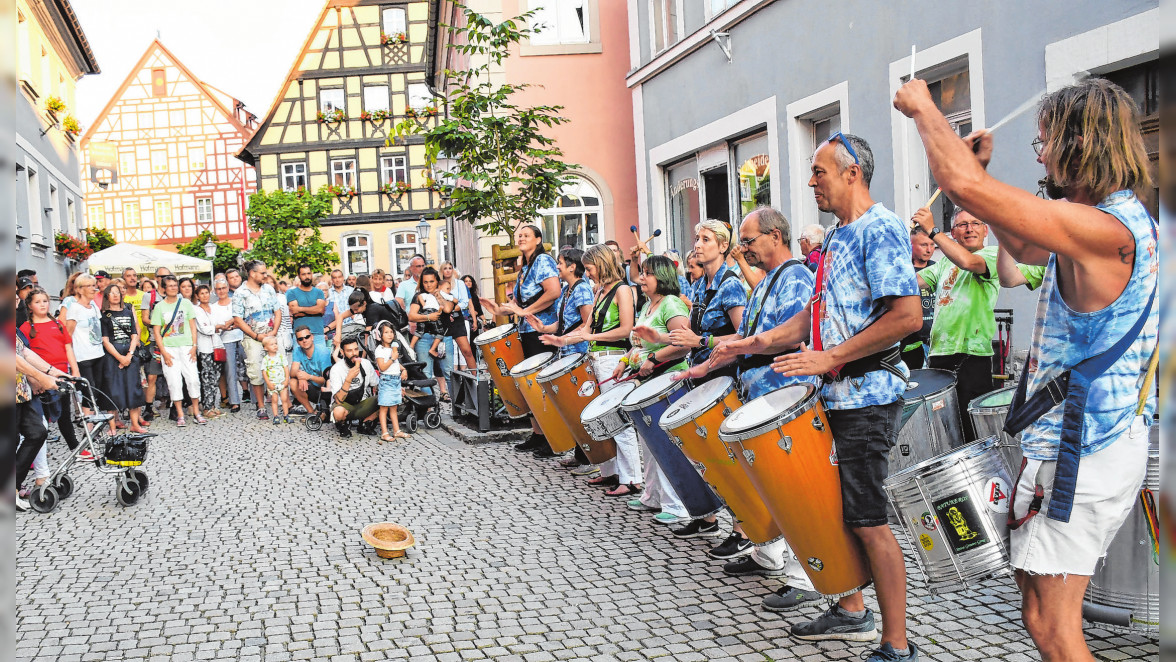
top-left (827, 131), bottom-right (860, 165)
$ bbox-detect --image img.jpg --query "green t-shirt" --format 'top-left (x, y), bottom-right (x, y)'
top-left (920, 246), bottom-right (1001, 357)
top-left (1019, 264), bottom-right (1046, 290)
top-left (631, 294), bottom-right (689, 370)
top-left (150, 298), bottom-right (198, 348)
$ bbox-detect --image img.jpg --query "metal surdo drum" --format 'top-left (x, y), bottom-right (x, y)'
top-left (967, 386), bottom-right (1022, 474)
top-left (621, 373), bottom-right (722, 519)
top-left (659, 377), bottom-right (782, 545)
top-left (509, 353), bottom-right (573, 453)
top-left (893, 369), bottom-right (964, 474)
top-left (718, 384), bottom-right (872, 598)
top-left (580, 382), bottom-right (635, 453)
top-left (1083, 428), bottom-right (1159, 636)
top-left (474, 324), bottom-right (530, 418)
top-left (536, 353), bottom-right (607, 463)
top-left (883, 436), bottom-right (1013, 594)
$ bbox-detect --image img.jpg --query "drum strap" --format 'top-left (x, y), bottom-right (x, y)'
top-left (735, 260), bottom-right (802, 372)
top-left (556, 279), bottom-right (591, 336)
top-left (1003, 283), bottom-right (1155, 523)
top-left (689, 269), bottom-right (741, 338)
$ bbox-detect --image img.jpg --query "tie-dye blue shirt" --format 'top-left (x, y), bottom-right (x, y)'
top-left (557, 279), bottom-right (594, 356)
top-left (737, 260), bottom-right (818, 400)
top-left (515, 252), bottom-right (560, 334)
top-left (816, 204), bottom-right (920, 410)
top-left (1019, 191), bottom-right (1158, 461)
top-left (689, 263), bottom-right (749, 365)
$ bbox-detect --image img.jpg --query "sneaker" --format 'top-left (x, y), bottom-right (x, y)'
top-left (570, 465), bottom-right (600, 477)
top-left (336, 423), bottom-right (352, 438)
top-left (671, 518), bottom-right (722, 539)
top-left (790, 604), bottom-right (878, 642)
top-left (290, 405), bottom-right (308, 415)
top-left (864, 642), bottom-right (920, 661)
top-left (722, 556), bottom-right (787, 577)
top-left (627, 499), bottom-right (660, 512)
top-left (532, 445), bottom-right (557, 459)
top-left (256, 408), bottom-right (269, 420)
top-left (652, 512), bottom-right (687, 525)
top-left (16, 497), bottom-right (29, 512)
top-left (762, 586), bottom-right (821, 612)
top-left (708, 532), bottom-right (754, 559)
top-left (559, 457), bottom-right (583, 469)
top-left (284, 415), bottom-right (293, 424)
top-left (78, 449), bottom-right (96, 462)
top-left (272, 417), bottom-right (281, 426)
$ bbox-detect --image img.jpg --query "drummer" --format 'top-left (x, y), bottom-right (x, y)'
top-left (681, 206), bottom-right (819, 612)
top-left (896, 77), bottom-right (1156, 662)
top-left (557, 245), bottom-right (643, 488)
top-left (479, 224), bottom-right (562, 456)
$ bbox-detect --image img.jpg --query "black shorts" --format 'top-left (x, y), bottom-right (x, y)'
top-left (520, 331), bottom-right (546, 358)
top-left (828, 400), bottom-right (903, 528)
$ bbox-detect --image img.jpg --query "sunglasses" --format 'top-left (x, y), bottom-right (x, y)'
top-left (296, 334), bottom-right (312, 341)
top-left (828, 131), bottom-right (860, 165)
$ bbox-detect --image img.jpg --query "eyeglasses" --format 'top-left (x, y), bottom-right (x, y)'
top-left (828, 131), bottom-right (860, 165)
top-left (953, 221), bottom-right (985, 230)
top-left (296, 335), bottom-right (312, 342)
top-left (1031, 137), bottom-right (1044, 156)
top-left (738, 233), bottom-right (768, 247)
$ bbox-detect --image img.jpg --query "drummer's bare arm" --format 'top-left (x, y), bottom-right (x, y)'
top-left (772, 295), bottom-right (922, 376)
top-left (517, 277), bottom-right (562, 318)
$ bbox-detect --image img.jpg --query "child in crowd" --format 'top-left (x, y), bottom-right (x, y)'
top-left (373, 322), bottom-right (409, 443)
top-left (260, 336), bottom-right (291, 424)
top-left (409, 284), bottom-right (446, 359)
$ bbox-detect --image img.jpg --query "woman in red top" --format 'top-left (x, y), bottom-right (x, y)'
top-left (20, 288), bottom-right (91, 461)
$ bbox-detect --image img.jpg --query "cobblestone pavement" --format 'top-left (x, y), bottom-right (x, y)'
top-left (17, 410), bottom-right (1158, 661)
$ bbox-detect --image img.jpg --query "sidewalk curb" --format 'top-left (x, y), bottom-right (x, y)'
top-left (441, 417), bottom-right (530, 445)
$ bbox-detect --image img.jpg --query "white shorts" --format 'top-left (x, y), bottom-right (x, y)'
top-left (161, 347), bottom-right (202, 404)
top-left (1009, 415), bottom-right (1149, 576)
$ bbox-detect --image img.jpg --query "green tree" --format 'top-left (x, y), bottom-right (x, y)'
top-left (392, 2), bottom-right (577, 239)
top-left (242, 188), bottom-right (338, 277)
top-left (85, 226), bottom-right (116, 253)
top-left (176, 230), bottom-right (241, 274)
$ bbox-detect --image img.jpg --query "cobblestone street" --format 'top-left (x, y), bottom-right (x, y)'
top-left (16, 411), bottom-right (1158, 662)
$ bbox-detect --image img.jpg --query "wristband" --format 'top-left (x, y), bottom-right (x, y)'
top-left (618, 356), bottom-right (629, 366)
top-left (708, 336), bottom-right (717, 349)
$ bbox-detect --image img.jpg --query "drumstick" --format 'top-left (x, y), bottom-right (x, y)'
top-left (629, 226), bottom-right (662, 255)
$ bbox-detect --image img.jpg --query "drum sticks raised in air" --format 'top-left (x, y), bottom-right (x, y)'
top-left (630, 226), bottom-right (662, 255)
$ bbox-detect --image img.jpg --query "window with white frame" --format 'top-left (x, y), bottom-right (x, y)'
top-left (119, 151), bottom-right (136, 177)
top-left (47, 182), bottom-right (60, 235)
top-left (529, 1), bottom-right (590, 45)
top-left (66, 198), bottom-right (75, 234)
top-left (705, 0), bottom-right (737, 20)
top-left (537, 176), bottom-right (602, 250)
top-left (88, 204), bottom-right (105, 229)
top-left (364, 85), bottom-right (389, 113)
top-left (390, 232), bottom-right (418, 276)
top-left (196, 198), bottom-right (214, 223)
top-left (282, 162), bottom-right (307, 191)
top-left (154, 200), bottom-right (172, 227)
top-left (407, 83), bottom-right (432, 111)
top-left (188, 145), bottom-right (206, 170)
top-left (666, 160), bottom-right (699, 253)
top-left (330, 159), bottom-right (357, 188)
top-left (437, 229), bottom-right (449, 263)
top-left (17, 12), bottom-right (30, 84)
top-left (651, 0), bottom-right (681, 56)
top-left (27, 167), bottom-right (42, 241)
top-left (124, 201), bottom-right (140, 228)
top-left (343, 234), bottom-right (372, 276)
top-left (734, 134), bottom-right (771, 222)
top-left (917, 62), bottom-right (972, 231)
top-left (40, 48), bottom-right (50, 97)
top-left (806, 110), bottom-right (841, 228)
top-left (382, 7), bottom-right (407, 35)
top-left (151, 149), bottom-right (167, 173)
top-left (380, 155), bottom-right (408, 184)
top-left (319, 88), bottom-right (345, 113)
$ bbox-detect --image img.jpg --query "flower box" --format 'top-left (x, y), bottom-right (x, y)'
top-left (45, 96), bottom-right (67, 115)
top-left (62, 115), bottom-right (82, 139)
top-left (381, 31), bottom-right (409, 46)
top-left (54, 232), bottom-right (94, 261)
top-left (316, 108), bottom-right (347, 124)
top-left (380, 180), bottom-right (411, 196)
top-left (359, 109), bottom-right (391, 123)
top-left (325, 184), bottom-right (357, 198)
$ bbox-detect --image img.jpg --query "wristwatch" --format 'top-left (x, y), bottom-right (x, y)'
top-left (928, 227), bottom-right (942, 240)
top-left (699, 334), bottom-right (710, 348)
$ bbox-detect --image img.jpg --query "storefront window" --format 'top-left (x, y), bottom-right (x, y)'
top-left (343, 234), bottom-right (371, 276)
top-left (734, 134), bottom-right (770, 223)
top-left (538, 176), bottom-right (601, 249)
top-left (667, 160), bottom-right (699, 254)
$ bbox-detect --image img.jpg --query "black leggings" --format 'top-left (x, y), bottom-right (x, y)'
top-left (16, 401), bottom-right (49, 489)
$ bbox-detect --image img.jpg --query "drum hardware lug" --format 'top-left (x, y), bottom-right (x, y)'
top-left (725, 446), bottom-right (735, 460)
top-left (570, 375), bottom-right (579, 386)
top-left (693, 461), bottom-right (706, 476)
top-left (670, 434), bottom-right (682, 448)
top-left (777, 435), bottom-right (793, 453)
top-left (742, 449), bottom-right (755, 465)
top-left (581, 443), bottom-right (591, 452)
top-left (552, 384), bottom-right (559, 394)
top-left (722, 406), bottom-right (732, 417)
top-left (504, 341), bottom-right (511, 348)
top-left (642, 412), bottom-right (651, 426)
top-left (694, 424), bottom-right (708, 439)
top-left (812, 415), bottom-right (824, 431)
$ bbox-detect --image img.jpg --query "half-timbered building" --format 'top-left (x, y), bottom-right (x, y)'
top-left (80, 39), bottom-right (258, 247)
top-left (238, 0), bottom-right (449, 279)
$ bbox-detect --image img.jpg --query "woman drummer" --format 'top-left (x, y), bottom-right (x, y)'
top-left (555, 245), bottom-right (640, 482)
top-left (479, 224), bottom-right (562, 455)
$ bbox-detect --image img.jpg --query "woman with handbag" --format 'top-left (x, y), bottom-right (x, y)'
top-left (193, 284), bottom-right (225, 419)
top-left (100, 282), bottom-right (147, 434)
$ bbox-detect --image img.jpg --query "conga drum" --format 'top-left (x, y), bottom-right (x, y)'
top-left (580, 382), bottom-right (634, 459)
top-left (621, 373), bottom-right (723, 519)
top-left (967, 386), bottom-right (1021, 474)
top-left (536, 353), bottom-right (606, 463)
top-left (892, 369), bottom-right (964, 474)
top-left (509, 353), bottom-right (573, 453)
top-left (660, 377), bottom-right (783, 545)
top-left (718, 384), bottom-right (872, 597)
top-left (473, 324), bottom-right (530, 418)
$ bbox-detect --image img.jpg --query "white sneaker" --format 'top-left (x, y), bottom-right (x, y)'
top-left (16, 497), bottom-right (30, 512)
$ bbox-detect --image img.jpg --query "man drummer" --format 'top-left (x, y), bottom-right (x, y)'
top-left (680, 206), bottom-right (820, 612)
top-left (895, 77), bottom-right (1156, 662)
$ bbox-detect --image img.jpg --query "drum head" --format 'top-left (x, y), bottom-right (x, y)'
top-left (660, 376), bottom-right (734, 430)
top-left (970, 386), bottom-right (1015, 410)
top-left (473, 323), bottom-right (517, 346)
top-left (537, 352), bottom-right (585, 381)
top-left (620, 371), bottom-right (685, 411)
top-left (582, 382), bottom-right (636, 420)
top-left (509, 352), bottom-right (555, 377)
top-left (719, 383), bottom-right (814, 439)
top-left (904, 369), bottom-right (956, 399)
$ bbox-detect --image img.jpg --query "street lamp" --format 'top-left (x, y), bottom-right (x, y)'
top-left (416, 216), bottom-right (431, 264)
top-left (204, 237), bottom-right (217, 285)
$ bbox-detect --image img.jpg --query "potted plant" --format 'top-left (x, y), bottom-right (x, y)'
top-left (62, 115), bottom-right (82, 139)
top-left (359, 109), bottom-right (390, 123)
top-left (380, 180), bottom-right (412, 196)
top-left (45, 96), bottom-right (67, 118)
top-left (54, 232), bottom-right (94, 262)
top-left (324, 184), bottom-right (356, 198)
top-left (381, 31), bottom-right (409, 46)
top-left (316, 108), bottom-right (347, 124)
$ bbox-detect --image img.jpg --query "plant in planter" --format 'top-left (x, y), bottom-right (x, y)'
top-left (380, 180), bottom-right (412, 196)
top-left (45, 96), bottom-right (67, 116)
top-left (316, 108), bottom-right (346, 124)
top-left (54, 232), bottom-right (94, 262)
top-left (62, 115), bottom-right (82, 138)
top-left (324, 184), bottom-right (357, 197)
top-left (381, 31), bottom-right (409, 46)
top-left (359, 109), bottom-right (391, 123)
top-left (392, 2), bottom-right (576, 239)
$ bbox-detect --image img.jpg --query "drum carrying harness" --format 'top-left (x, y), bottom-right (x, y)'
top-left (689, 266), bottom-right (742, 378)
top-left (589, 281), bottom-right (631, 351)
top-left (736, 259), bottom-right (801, 372)
top-left (555, 279), bottom-right (592, 336)
top-left (516, 252), bottom-right (555, 313)
top-left (808, 227), bottom-right (907, 383)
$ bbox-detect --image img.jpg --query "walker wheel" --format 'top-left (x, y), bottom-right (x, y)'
top-left (405, 412), bottom-right (419, 433)
top-left (117, 479), bottom-right (142, 507)
top-left (305, 414), bottom-right (322, 432)
top-left (130, 470), bottom-right (149, 493)
top-left (52, 474), bottom-right (75, 500)
top-left (29, 485), bottom-right (59, 513)
top-left (425, 411), bottom-right (442, 429)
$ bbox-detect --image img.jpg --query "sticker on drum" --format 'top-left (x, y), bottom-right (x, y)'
top-left (985, 477), bottom-right (1010, 514)
top-left (933, 491), bottom-right (990, 554)
top-left (918, 511), bottom-right (937, 531)
top-left (578, 381), bottom-right (596, 398)
top-left (807, 557), bottom-right (824, 572)
top-left (919, 534), bottom-right (935, 551)
top-left (496, 357), bottom-right (509, 377)
top-left (829, 445), bottom-right (838, 466)
top-left (932, 399), bottom-right (945, 411)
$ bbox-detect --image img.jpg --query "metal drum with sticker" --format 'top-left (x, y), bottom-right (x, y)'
top-left (1083, 427), bottom-right (1159, 637)
top-left (967, 386), bottom-right (1022, 474)
top-left (536, 353), bottom-right (610, 464)
top-left (659, 377), bottom-right (783, 545)
top-left (509, 352), bottom-right (572, 453)
top-left (473, 324), bottom-right (530, 418)
top-left (718, 383), bottom-right (872, 598)
top-left (620, 372), bottom-right (723, 519)
top-left (580, 381), bottom-right (635, 450)
top-left (883, 435), bottom-right (1013, 594)
top-left (892, 369), bottom-right (965, 475)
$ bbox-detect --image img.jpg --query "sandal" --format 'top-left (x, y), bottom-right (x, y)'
top-left (380, 434), bottom-right (395, 444)
top-left (587, 474), bottom-right (620, 488)
top-left (394, 431), bottom-right (410, 439)
top-left (605, 483), bottom-right (642, 497)
top-left (440, 393), bottom-right (451, 403)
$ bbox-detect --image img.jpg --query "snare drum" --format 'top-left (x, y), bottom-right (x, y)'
top-left (474, 324), bottom-right (530, 418)
top-left (883, 436), bottom-right (1013, 595)
top-left (892, 369), bottom-right (965, 474)
top-left (660, 377), bottom-right (782, 545)
top-left (537, 353), bottom-right (608, 463)
top-left (580, 382), bottom-right (635, 456)
top-left (967, 386), bottom-right (1022, 473)
top-left (718, 384), bottom-right (872, 597)
top-left (509, 353), bottom-right (573, 453)
top-left (621, 373), bottom-right (723, 519)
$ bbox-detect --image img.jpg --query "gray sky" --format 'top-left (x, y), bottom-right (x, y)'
top-left (72, 0), bottom-right (326, 126)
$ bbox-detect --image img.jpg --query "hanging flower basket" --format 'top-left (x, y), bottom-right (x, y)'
top-left (54, 232), bottom-right (94, 261)
top-left (316, 108), bottom-right (347, 124)
top-left (45, 96), bottom-right (67, 116)
top-left (325, 184), bottom-right (357, 198)
top-left (380, 180), bottom-right (411, 196)
top-left (62, 115), bottom-right (82, 139)
top-left (381, 31), bottom-right (409, 46)
top-left (359, 109), bottom-right (391, 123)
